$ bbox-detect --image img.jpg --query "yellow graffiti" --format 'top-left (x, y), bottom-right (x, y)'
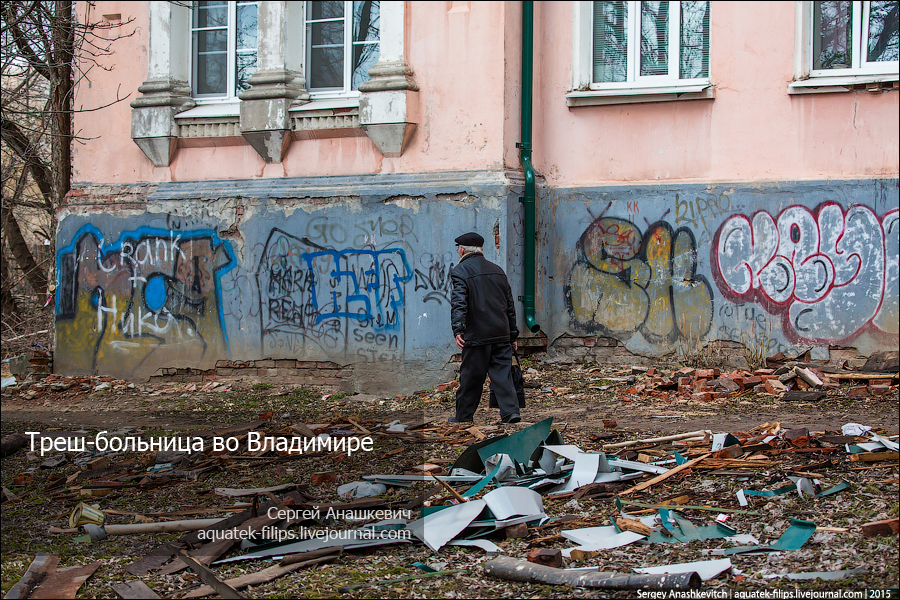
top-left (567, 218), bottom-right (713, 345)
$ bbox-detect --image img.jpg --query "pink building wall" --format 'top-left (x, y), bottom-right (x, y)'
top-left (73, 1), bottom-right (520, 185)
top-left (533, 1), bottom-right (899, 187)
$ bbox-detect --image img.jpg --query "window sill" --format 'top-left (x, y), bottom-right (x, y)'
top-left (176, 102), bottom-right (241, 119)
top-left (788, 73), bottom-right (899, 94)
top-left (566, 84), bottom-right (715, 107)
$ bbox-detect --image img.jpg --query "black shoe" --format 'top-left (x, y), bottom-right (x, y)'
top-left (448, 416), bottom-right (473, 424)
top-left (500, 414), bottom-right (521, 424)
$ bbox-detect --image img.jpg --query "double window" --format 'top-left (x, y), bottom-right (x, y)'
top-left (191, 1), bottom-right (258, 99)
top-left (190, 1), bottom-right (380, 101)
top-left (811, 1), bottom-right (898, 76)
top-left (306, 1), bottom-right (381, 95)
top-left (592, 1), bottom-right (710, 88)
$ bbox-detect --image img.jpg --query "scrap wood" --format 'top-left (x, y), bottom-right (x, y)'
top-left (158, 510), bottom-right (286, 575)
top-left (279, 546), bottom-right (343, 566)
top-left (619, 453), bottom-right (711, 496)
top-left (430, 472), bottom-right (468, 503)
top-left (26, 561), bottom-right (101, 600)
top-left (183, 553), bottom-right (341, 598)
top-left (849, 463), bottom-right (898, 471)
top-left (214, 483), bottom-right (297, 497)
top-left (111, 581), bottom-right (161, 599)
top-left (616, 517), bottom-right (653, 536)
top-left (698, 458), bottom-right (778, 469)
top-left (822, 372), bottom-right (897, 380)
top-left (618, 499), bottom-right (759, 515)
top-left (177, 550), bottom-right (245, 599)
top-left (124, 543), bottom-right (181, 576)
top-left (347, 418), bottom-right (371, 435)
top-left (850, 451), bottom-right (900, 462)
top-left (603, 430), bottom-right (710, 451)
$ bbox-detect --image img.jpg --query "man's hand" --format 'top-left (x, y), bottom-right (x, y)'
top-left (513, 341), bottom-right (517, 352)
top-left (455, 334), bottom-right (465, 350)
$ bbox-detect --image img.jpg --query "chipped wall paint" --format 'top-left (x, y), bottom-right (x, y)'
top-left (546, 179), bottom-right (899, 360)
top-left (55, 175), bottom-right (898, 389)
top-left (55, 172), bottom-right (519, 392)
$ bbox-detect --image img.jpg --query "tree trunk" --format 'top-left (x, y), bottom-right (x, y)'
top-left (1, 204), bottom-right (47, 297)
top-left (1, 248), bottom-right (21, 315)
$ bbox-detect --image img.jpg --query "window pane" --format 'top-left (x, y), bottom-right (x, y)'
top-left (236, 3), bottom-right (258, 51)
top-left (867, 0), bottom-right (899, 62)
top-left (814, 1), bottom-right (853, 69)
top-left (236, 51), bottom-right (257, 93)
top-left (310, 47), bottom-right (344, 88)
top-left (310, 1), bottom-right (344, 20)
top-left (593, 1), bottom-right (628, 83)
top-left (195, 1), bottom-right (227, 29)
top-left (196, 52), bottom-right (227, 95)
top-left (641, 1), bottom-right (669, 76)
top-left (680, 1), bottom-right (709, 78)
top-left (353, 1), bottom-right (380, 43)
top-left (352, 42), bottom-right (379, 89)
top-left (311, 22), bottom-right (344, 46)
top-left (196, 30), bottom-right (227, 54)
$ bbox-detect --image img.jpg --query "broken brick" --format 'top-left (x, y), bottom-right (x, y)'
top-left (527, 548), bottom-right (563, 568)
top-left (868, 385), bottom-right (890, 396)
top-left (861, 518), bottom-right (899, 538)
top-left (848, 386), bottom-right (869, 397)
top-left (310, 472), bottom-right (336, 485)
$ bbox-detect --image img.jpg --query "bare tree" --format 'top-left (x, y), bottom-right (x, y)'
top-left (1, 1), bottom-right (131, 346)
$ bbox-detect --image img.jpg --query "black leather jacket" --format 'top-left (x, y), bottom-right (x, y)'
top-left (450, 252), bottom-right (518, 346)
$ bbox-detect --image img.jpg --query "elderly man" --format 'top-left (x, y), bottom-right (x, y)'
top-left (449, 232), bottom-right (521, 424)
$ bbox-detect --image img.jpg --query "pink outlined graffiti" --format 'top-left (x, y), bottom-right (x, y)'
top-left (712, 203), bottom-right (899, 344)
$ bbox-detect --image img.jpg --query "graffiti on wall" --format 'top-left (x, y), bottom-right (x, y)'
top-left (713, 203), bottom-right (899, 343)
top-left (566, 216), bottom-right (714, 345)
top-left (55, 224), bottom-right (235, 374)
top-left (256, 228), bottom-right (413, 361)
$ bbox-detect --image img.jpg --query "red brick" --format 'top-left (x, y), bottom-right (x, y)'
top-left (691, 392), bottom-right (714, 401)
top-left (678, 377), bottom-right (693, 392)
top-left (868, 385), bottom-right (891, 396)
top-left (848, 386), bottom-right (869, 397)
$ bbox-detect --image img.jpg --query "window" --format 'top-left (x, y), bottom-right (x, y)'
top-left (811, 1), bottom-right (898, 75)
top-left (592, 1), bottom-right (709, 88)
top-left (191, 1), bottom-right (258, 99)
top-left (306, 1), bottom-right (380, 96)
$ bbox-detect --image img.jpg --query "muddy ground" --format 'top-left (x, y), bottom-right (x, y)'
top-left (1, 357), bottom-right (898, 598)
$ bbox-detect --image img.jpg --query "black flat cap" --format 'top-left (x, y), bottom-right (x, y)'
top-left (455, 232), bottom-right (484, 246)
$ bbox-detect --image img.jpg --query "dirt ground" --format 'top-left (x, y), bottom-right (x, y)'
top-left (2, 358), bottom-right (897, 434)
top-left (1, 357), bottom-right (898, 599)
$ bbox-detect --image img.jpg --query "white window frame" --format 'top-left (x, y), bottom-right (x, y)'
top-left (569, 0), bottom-right (713, 106)
top-left (305, 1), bottom-right (381, 100)
top-left (790, 0), bottom-right (899, 93)
top-left (190, 1), bottom-right (258, 104)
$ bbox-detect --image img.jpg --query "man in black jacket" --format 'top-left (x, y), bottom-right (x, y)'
top-left (449, 232), bottom-right (521, 424)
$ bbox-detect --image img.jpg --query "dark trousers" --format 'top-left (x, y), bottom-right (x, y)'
top-left (455, 342), bottom-right (519, 422)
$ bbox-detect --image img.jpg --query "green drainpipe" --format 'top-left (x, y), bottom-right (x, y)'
top-left (518, 0), bottom-right (540, 333)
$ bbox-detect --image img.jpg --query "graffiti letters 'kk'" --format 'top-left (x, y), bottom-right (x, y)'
top-left (55, 224), bottom-right (234, 374)
top-left (258, 229), bottom-right (412, 343)
top-left (714, 204), bottom-right (899, 343)
top-left (566, 217), bottom-right (714, 344)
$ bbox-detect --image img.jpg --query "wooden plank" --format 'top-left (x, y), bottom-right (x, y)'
top-left (177, 550), bottom-right (246, 599)
top-left (183, 553), bottom-right (341, 598)
top-left (111, 581), bottom-right (162, 599)
top-left (618, 453), bottom-right (711, 495)
top-left (850, 452), bottom-right (900, 463)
